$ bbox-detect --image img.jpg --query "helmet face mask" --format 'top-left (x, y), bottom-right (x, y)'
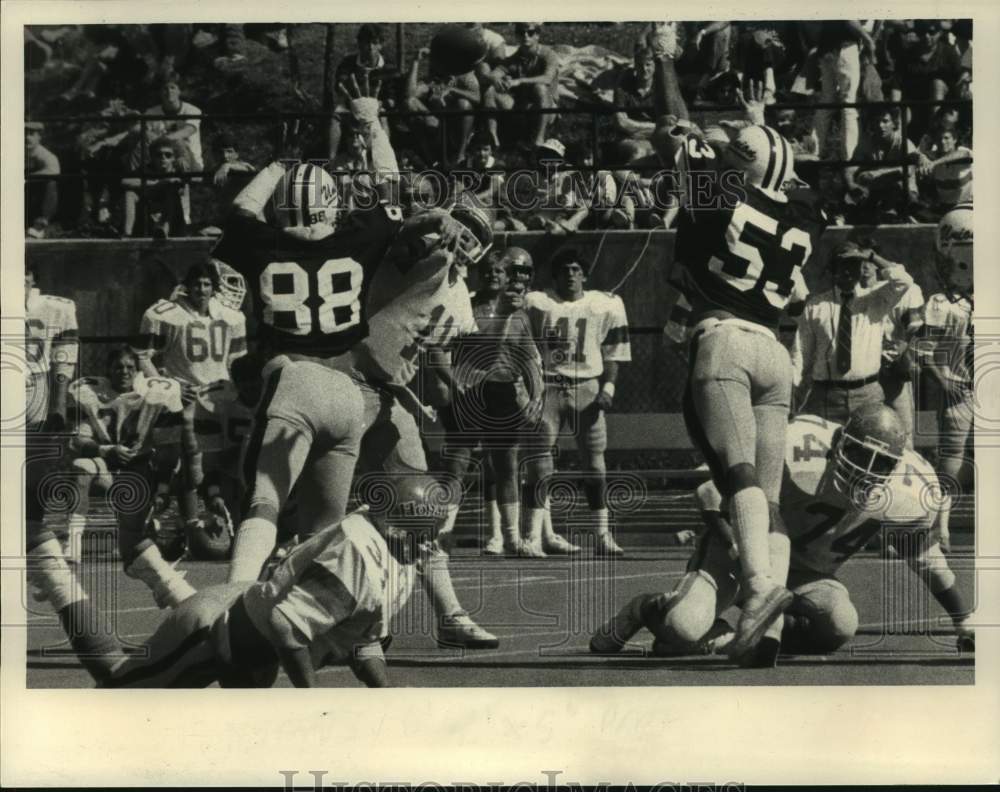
top-left (830, 407), bottom-right (907, 499)
top-left (450, 204), bottom-right (494, 270)
top-left (211, 258), bottom-right (247, 311)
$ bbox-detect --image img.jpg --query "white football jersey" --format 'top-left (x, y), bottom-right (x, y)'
top-left (696, 415), bottom-right (946, 577)
top-left (135, 296), bottom-right (247, 386)
top-left (525, 289), bottom-right (631, 379)
top-left (25, 289), bottom-right (79, 426)
top-left (354, 251), bottom-right (476, 386)
top-left (68, 373), bottom-right (184, 450)
top-left (781, 415), bottom-right (944, 576)
top-left (921, 292), bottom-right (972, 389)
top-left (244, 512), bottom-right (417, 664)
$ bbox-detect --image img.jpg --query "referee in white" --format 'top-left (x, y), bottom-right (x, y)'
top-left (792, 242), bottom-right (914, 425)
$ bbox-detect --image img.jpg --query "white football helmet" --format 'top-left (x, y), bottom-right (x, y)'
top-left (724, 125), bottom-right (800, 195)
top-left (271, 162), bottom-right (339, 235)
top-left (936, 202), bottom-right (973, 294)
top-left (210, 258), bottom-right (247, 311)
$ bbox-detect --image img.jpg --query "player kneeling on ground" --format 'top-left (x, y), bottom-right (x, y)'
top-left (89, 475), bottom-right (444, 688)
top-left (591, 406), bottom-right (975, 665)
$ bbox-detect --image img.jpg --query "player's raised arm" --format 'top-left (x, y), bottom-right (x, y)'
top-left (337, 73), bottom-right (399, 183)
top-left (647, 23), bottom-right (691, 166)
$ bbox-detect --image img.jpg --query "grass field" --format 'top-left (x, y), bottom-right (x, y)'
top-left (25, 501), bottom-right (975, 688)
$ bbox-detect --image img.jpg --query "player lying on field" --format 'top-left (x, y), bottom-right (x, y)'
top-left (591, 406), bottom-right (975, 665)
top-left (86, 474), bottom-right (443, 688)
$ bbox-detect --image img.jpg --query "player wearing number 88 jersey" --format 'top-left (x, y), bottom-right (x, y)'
top-left (591, 409), bottom-right (974, 662)
top-left (643, 27), bottom-right (829, 658)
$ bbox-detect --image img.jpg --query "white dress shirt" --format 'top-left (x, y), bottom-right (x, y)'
top-left (792, 263), bottom-right (913, 386)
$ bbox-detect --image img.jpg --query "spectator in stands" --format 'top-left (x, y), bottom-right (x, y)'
top-left (609, 41), bottom-right (656, 165)
top-left (121, 137), bottom-right (188, 238)
top-left (676, 22), bottom-right (733, 100)
top-left (25, 122), bottom-right (60, 239)
top-left (813, 21), bottom-right (876, 161)
top-left (77, 97), bottom-right (141, 230)
top-left (733, 22), bottom-right (787, 104)
top-left (792, 242), bottom-right (914, 426)
top-left (844, 109), bottom-right (920, 223)
top-left (56, 26), bottom-right (150, 110)
top-left (144, 74), bottom-right (203, 172)
top-left (482, 22), bottom-right (560, 149)
top-left (816, 166), bottom-right (848, 226)
top-left (452, 130), bottom-right (507, 208)
top-left (559, 141), bottom-right (626, 230)
top-left (405, 45), bottom-right (481, 165)
top-left (917, 106), bottom-right (961, 158)
top-left (329, 24), bottom-right (391, 160)
top-left (889, 20), bottom-right (964, 139)
top-left (770, 107), bottom-right (819, 159)
top-left (464, 22), bottom-right (509, 89)
top-left (923, 126), bottom-right (973, 213)
top-left (204, 132), bottom-right (255, 231)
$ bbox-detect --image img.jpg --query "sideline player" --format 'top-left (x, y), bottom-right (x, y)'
top-left (134, 260), bottom-right (247, 546)
top-left (916, 203), bottom-right (974, 500)
top-left (435, 247), bottom-right (544, 555)
top-left (645, 23), bottom-right (829, 656)
top-left (212, 90), bottom-right (468, 585)
top-left (88, 475), bottom-right (442, 688)
top-left (522, 248), bottom-right (631, 556)
top-left (24, 264), bottom-right (121, 681)
top-left (63, 348), bottom-right (196, 607)
top-left (591, 406), bottom-right (975, 663)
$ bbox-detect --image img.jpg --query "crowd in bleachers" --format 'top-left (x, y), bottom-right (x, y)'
top-left (25, 20), bottom-right (972, 239)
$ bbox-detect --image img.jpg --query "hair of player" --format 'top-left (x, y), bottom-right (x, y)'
top-left (358, 23), bottom-right (384, 44)
top-left (106, 345), bottom-right (139, 373)
top-left (183, 260), bottom-right (220, 291)
top-left (550, 247), bottom-right (590, 278)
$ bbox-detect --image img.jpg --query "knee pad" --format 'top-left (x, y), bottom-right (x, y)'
top-left (723, 463), bottom-right (758, 498)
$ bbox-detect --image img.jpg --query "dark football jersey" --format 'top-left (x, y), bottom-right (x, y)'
top-left (672, 132), bottom-right (827, 330)
top-left (212, 205), bottom-right (403, 359)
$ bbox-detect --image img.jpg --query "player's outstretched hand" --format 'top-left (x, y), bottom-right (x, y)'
top-left (338, 72), bottom-right (383, 125)
top-left (736, 79), bottom-right (767, 126)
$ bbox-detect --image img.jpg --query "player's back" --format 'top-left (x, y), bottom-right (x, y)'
top-left (672, 130), bottom-right (826, 330)
top-left (210, 206), bottom-right (403, 361)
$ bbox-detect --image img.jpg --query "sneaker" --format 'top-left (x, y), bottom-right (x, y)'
top-left (505, 539), bottom-right (546, 558)
top-left (590, 594), bottom-right (647, 653)
top-left (593, 533), bottom-right (625, 557)
top-left (726, 585), bottom-right (794, 659)
top-left (543, 534), bottom-right (581, 555)
top-left (483, 536), bottom-right (504, 556)
top-left (435, 611), bottom-right (499, 650)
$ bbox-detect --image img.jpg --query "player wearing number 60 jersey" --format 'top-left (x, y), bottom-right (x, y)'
top-left (644, 24), bottom-right (828, 660)
top-left (592, 407), bottom-right (975, 662)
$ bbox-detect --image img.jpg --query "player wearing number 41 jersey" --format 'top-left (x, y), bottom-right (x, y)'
top-left (592, 407), bottom-right (975, 663)
top-left (644, 23), bottom-right (828, 659)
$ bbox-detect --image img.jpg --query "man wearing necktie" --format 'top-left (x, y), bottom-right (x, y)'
top-left (792, 242), bottom-right (914, 426)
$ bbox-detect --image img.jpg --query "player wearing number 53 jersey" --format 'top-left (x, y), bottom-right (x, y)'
top-left (520, 250), bottom-right (631, 557)
top-left (592, 407), bottom-right (974, 661)
top-left (645, 24), bottom-right (828, 659)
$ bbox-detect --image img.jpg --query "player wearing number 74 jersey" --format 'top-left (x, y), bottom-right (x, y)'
top-left (592, 407), bottom-right (975, 661)
top-left (645, 24), bottom-right (828, 660)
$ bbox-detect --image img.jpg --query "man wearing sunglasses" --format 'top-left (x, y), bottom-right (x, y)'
top-left (482, 22), bottom-right (560, 149)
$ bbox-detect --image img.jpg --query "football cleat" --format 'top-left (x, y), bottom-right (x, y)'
top-left (733, 635), bottom-right (781, 668)
top-left (505, 539), bottom-right (546, 558)
top-left (483, 535), bottom-right (504, 556)
top-left (726, 585), bottom-right (794, 660)
top-left (590, 594), bottom-right (648, 653)
top-left (435, 611), bottom-right (499, 650)
top-left (543, 534), bottom-right (581, 555)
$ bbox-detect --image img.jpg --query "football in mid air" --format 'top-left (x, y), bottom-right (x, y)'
top-left (429, 26), bottom-right (488, 77)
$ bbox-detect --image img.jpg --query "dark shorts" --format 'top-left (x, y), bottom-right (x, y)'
top-left (441, 378), bottom-right (534, 444)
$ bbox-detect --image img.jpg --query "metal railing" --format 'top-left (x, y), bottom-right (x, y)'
top-left (25, 95), bottom-right (971, 235)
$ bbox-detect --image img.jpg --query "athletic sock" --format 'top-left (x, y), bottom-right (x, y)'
top-left (418, 545), bottom-right (463, 619)
top-left (65, 513), bottom-right (87, 564)
top-left (126, 542), bottom-right (195, 608)
top-left (498, 501), bottom-right (520, 545)
top-left (763, 528), bottom-right (791, 641)
top-left (730, 486), bottom-right (773, 592)
top-left (227, 517), bottom-right (278, 582)
top-left (593, 507), bottom-right (610, 538)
